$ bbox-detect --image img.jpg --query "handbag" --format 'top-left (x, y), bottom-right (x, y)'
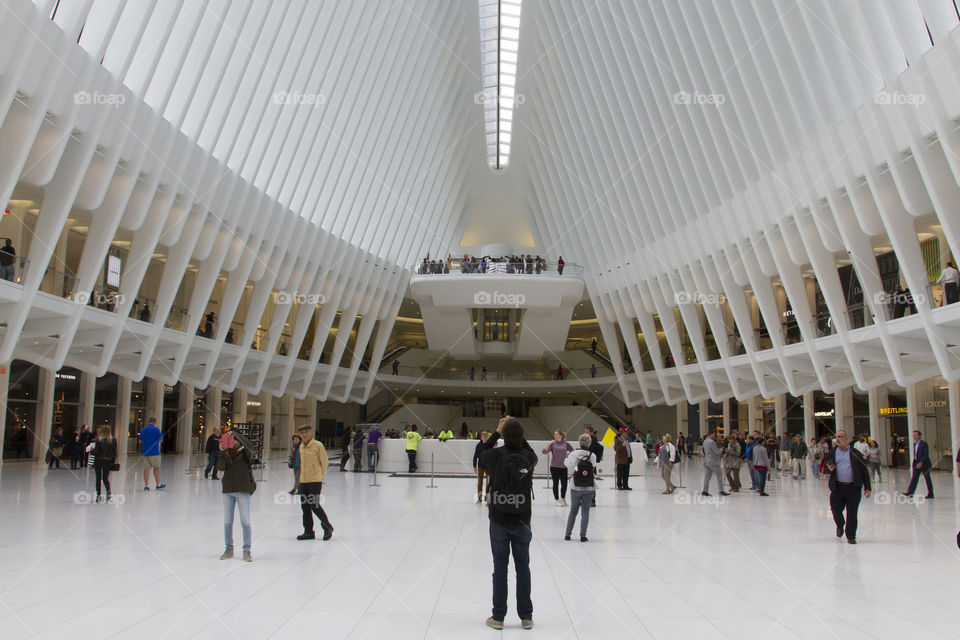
top-left (110, 462), bottom-right (120, 471)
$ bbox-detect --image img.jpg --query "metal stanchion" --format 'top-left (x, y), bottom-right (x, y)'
top-left (675, 456), bottom-right (686, 488)
top-left (185, 437), bottom-right (199, 474)
top-left (369, 449), bottom-right (380, 487)
top-left (542, 451), bottom-right (552, 488)
top-left (426, 453), bottom-right (438, 488)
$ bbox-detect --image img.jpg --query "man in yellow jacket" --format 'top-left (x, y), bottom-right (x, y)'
top-left (296, 425), bottom-right (334, 540)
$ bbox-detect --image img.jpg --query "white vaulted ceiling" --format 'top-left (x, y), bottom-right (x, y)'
top-left (3, 0), bottom-right (960, 404)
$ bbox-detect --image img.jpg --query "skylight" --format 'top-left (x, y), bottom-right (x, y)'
top-left (479, 0), bottom-right (521, 171)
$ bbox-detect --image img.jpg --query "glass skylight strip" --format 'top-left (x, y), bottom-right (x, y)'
top-left (479, 0), bottom-right (521, 170)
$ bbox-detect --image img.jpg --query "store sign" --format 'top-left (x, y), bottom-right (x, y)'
top-left (246, 400), bottom-right (261, 407)
top-left (880, 407), bottom-right (908, 415)
top-left (924, 400), bottom-right (946, 409)
top-left (55, 373), bottom-right (77, 381)
top-left (815, 410), bottom-right (834, 417)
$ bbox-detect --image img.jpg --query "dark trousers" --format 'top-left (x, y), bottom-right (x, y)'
top-left (945, 282), bottom-right (958, 305)
top-left (906, 466), bottom-right (934, 496)
top-left (830, 484), bottom-right (862, 539)
top-left (550, 467), bottom-right (568, 500)
top-left (489, 521), bottom-right (532, 622)
top-left (616, 462), bottom-right (631, 488)
top-left (94, 462), bottom-right (112, 497)
top-left (353, 448), bottom-right (363, 471)
top-left (725, 466), bottom-right (741, 491)
top-left (204, 451), bottom-right (219, 478)
top-left (299, 482), bottom-right (332, 533)
top-left (407, 449), bottom-right (418, 472)
top-left (71, 446), bottom-right (84, 469)
top-left (340, 449), bottom-right (350, 471)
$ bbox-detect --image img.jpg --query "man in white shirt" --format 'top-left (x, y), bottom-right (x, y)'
top-left (936, 261), bottom-right (959, 305)
top-left (853, 436), bottom-right (870, 459)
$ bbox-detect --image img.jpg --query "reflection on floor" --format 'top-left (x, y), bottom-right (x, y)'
top-left (1, 454), bottom-right (959, 639)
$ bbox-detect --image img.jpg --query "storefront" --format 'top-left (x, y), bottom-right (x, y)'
top-left (4, 360), bottom-right (39, 459)
top-left (93, 373), bottom-right (119, 430)
top-left (52, 367), bottom-right (81, 461)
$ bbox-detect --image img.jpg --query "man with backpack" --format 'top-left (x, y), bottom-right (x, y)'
top-left (480, 416), bottom-right (538, 631)
top-left (584, 426), bottom-right (604, 507)
top-left (564, 434), bottom-right (598, 541)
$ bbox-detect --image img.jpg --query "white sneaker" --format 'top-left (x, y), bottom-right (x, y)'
top-left (555, 499), bottom-right (563, 506)
top-left (561, 499), bottom-right (568, 507)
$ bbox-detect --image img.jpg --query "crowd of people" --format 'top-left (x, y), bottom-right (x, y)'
top-left (417, 254), bottom-right (565, 275)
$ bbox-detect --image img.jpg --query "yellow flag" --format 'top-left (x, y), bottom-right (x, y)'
top-left (601, 428), bottom-right (616, 448)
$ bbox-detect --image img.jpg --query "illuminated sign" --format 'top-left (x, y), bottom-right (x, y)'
top-left (106, 255), bottom-right (121, 288)
top-left (55, 373), bottom-right (77, 381)
top-left (880, 407), bottom-right (908, 415)
top-left (814, 410), bottom-right (834, 417)
top-left (924, 400), bottom-right (946, 408)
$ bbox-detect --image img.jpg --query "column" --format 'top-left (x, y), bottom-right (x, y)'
top-left (262, 393), bottom-right (273, 453)
top-left (868, 387), bottom-right (883, 465)
top-left (282, 394), bottom-right (295, 440)
top-left (907, 383), bottom-right (919, 468)
top-left (79, 372), bottom-right (95, 429)
top-left (676, 402), bottom-right (683, 437)
top-left (235, 389), bottom-right (248, 425)
top-left (115, 376), bottom-right (131, 461)
top-left (722, 399), bottom-right (731, 437)
top-left (834, 388), bottom-right (850, 435)
top-left (698, 400), bottom-right (707, 435)
top-left (35, 368), bottom-right (55, 466)
top-left (205, 387), bottom-right (221, 439)
top-left (803, 391), bottom-right (815, 445)
top-left (309, 397), bottom-right (318, 433)
top-left (950, 381), bottom-right (960, 498)
top-left (0, 363), bottom-right (9, 465)
top-left (775, 394), bottom-right (786, 436)
top-left (177, 383), bottom-right (194, 457)
top-left (145, 378), bottom-right (164, 435)
top-left (748, 396), bottom-right (759, 434)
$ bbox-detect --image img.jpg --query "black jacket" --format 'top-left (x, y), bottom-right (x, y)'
top-left (479, 432), bottom-right (538, 526)
top-left (93, 438), bottom-right (117, 462)
top-left (205, 434), bottom-right (220, 454)
top-left (217, 446), bottom-right (256, 494)
top-left (825, 446), bottom-right (871, 493)
top-left (473, 441), bottom-right (487, 469)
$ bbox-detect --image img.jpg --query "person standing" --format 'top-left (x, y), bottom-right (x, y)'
top-left (613, 428), bottom-right (633, 490)
top-left (77, 425), bottom-right (94, 468)
top-left (542, 431), bottom-right (574, 506)
top-left (204, 427), bottom-right (221, 479)
top-left (866, 440), bottom-right (882, 484)
top-left (752, 437), bottom-right (770, 496)
top-left (288, 434), bottom-right (302, 494)
top-left (904, 430), bottom-right (934, 499)
top-left (811, 437), bottom-right (822, 478)
top-left (218, 431), bottom-right (256, 562)
top-left (590, 364), bottom-right (597, 378)
top-left (138, 417), bottom-right (165, 490)
top-left (722, 436), bottom-right (741, 492)
top-left (70, 425), bottom-right (86, 469)
top-left (296, 425), bottom-right (334, 541)
top-left (340, 427), bottom-right (353, 472)
top-left (46, 427), bottom-right (64, 469)
top-left (791, 435), bottom-right (808, 479)
top-left (564, 434), bottom-right (597, 541)
top-left (352, 428), bottom-right (365, 472)
top-left (392, 359), bottom-right (400, 375)
top-left (779, 434), bottom-right (792, 476)
top-left (556, 256), bottom-right (565, 275)
top-left (366, 425), bottom-right (382, 472)
top-left (936, 261), bottom-right (959, 305)
top-left (89, 426), bottom-right (117, 502)
top-left (473, 431), bottom-right (491, 503)
top-left (0, 239), bottom-right (16, 281)
top-left (405, 425), bottom-right (422, 472)
top-left (701, 432), bottom-right (727, 496)
top-left (825, 430), bottom-right (872, 543)
top-left (656, 434), bottom-right (677, 494)
top-left (480, 417), bottom-right (538, 631)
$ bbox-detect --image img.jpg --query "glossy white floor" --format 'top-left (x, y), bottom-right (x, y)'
top-left (1, 453), bottom-right (958, 640)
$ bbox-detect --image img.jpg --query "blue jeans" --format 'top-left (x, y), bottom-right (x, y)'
top-left (489, 521), bottom-right (533, 621)
top-left (366, 444), bottom-right (378, 471)
top-left (565, 490), bottom-right (594, 538)
top-left (223, 492), bottom-right (251, 551)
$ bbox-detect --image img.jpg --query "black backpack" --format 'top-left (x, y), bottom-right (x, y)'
top-left (573, 453), bottom-right (595, 487)
top-left (672, 444), bottom-right (681, 463)
top-left (489, 449), bottom-right (534, 515)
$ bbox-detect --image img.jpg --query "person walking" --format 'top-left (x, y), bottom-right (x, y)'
top-left (722, 435), bottom-right (741, 492)
top-left (405, 425), bottom-right (422, 472)
top-left (613, 428), bottom-right (633, 490)
top-left (542, 431), bottom-right (574, 506)
top-left (138, 417), bottom-right (165, 490)
top-left (564, 434), bottom-right (598, 541)
top-left (811, 437), bottom-right (822, 478)
top-left (473, 431), bottom-right (491, 503)
top-left (204, 427), bottom-right (221, 479)
top-left (218, 430), bottom-right (256, 562)
top-left (366, 425), bottom-right (382, 472)
top-left (904, 430), bottom-right (934, 499)
top-left (701, 432), bottom-right (727, 496)
top-left (656, 434), bottom-right (677, 493)
top-left (779, 434), bottom-right (792, 476)
top-left (352, 428), bottom-right (365, 472)
top-left (340, 427), bottom-right (353, 472)
top-left (70, 425), bottom-right (87, 469)
top-left (77, 425), bottom-right (94, 468)
top-left (479, 417), bottom-right (538, 631)
top-left (752, 437), bottom-right (771, 496)
top-left (296, 425), bottom-right (334, 541)
top-left (825, 430), bottom-right (872, 543)
top-left (866, 439), bottom-right (882, 484)
top-left (89, 426), bottom-right (117, 502)
top-left (791, 435), bottom-right (808, 479)
top-left (46, 427), bottom-right (64, 469)
top-left (288, 434), bottom-right (302, 494)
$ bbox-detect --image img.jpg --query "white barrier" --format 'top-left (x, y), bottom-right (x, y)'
top-left (373, 439), bottom-right (648, 475)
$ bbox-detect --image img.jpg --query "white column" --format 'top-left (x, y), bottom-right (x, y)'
top-left (907, 383), bottom-right (919, 468)
top-left (262, 393), bottom-right (273, 453)
top-left (676, 402), bottom-right (683, 437)
top-left (803, 391), bottom-right (815, 445)
top-left (0, 363), bottom-right (8, 466)
top-left (748, 396), bottom-right (759, 434)
top-left (698, 400), bottom-right (707, 436)
top-left (235, 389), bottom-right (248, 425)
top-left (115, 377), bottom-right (131, 462)
top-left (834, 389), bottom-right (849, 435)
top-left (282, 394), bottom-right (295, 442)
top-left (775, 394), bottom-right (786, 436)
top-left (309, 398), bottom-right (318, 433)
top-left (868, 387), bottom-right (883, 465)
top-left (79, 372), bottom-right (95, 430)
top-left (35, 368), bottom-right (55, 466)
top-left (205, 387), bottom-right (221, 439)
top-left (177, 383), bottom-right (194, 457)
top-left (145, 378), bottom-right (164, 435)
top-left (949, 380), bottom-right (960, 499)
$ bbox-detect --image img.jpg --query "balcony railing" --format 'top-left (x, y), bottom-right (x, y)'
top-left (412, 260), bottom-right (583, 277)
